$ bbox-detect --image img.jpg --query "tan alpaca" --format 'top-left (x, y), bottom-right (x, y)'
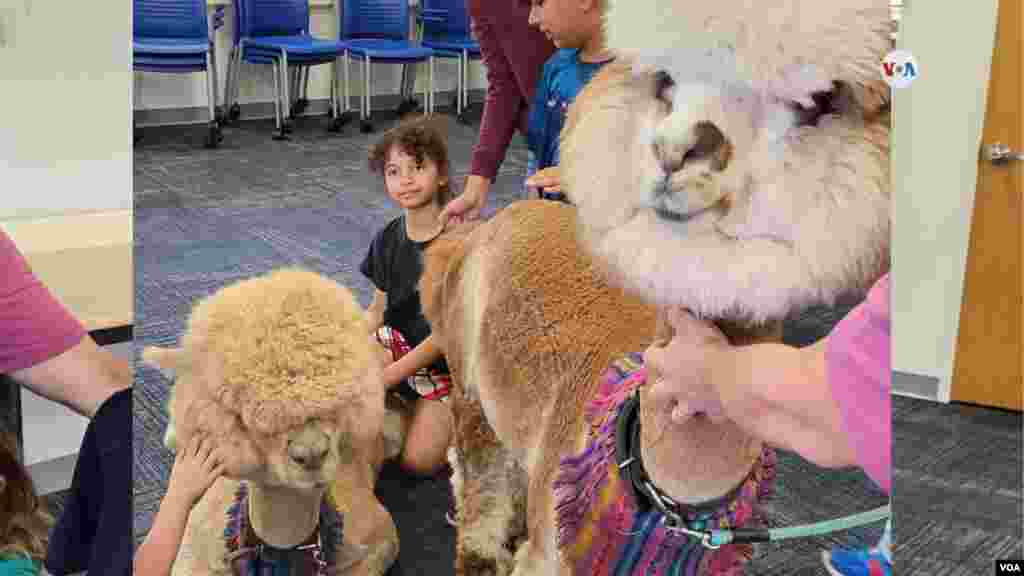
top-left (420, 202), bottom-right (772, 575)
top-left (143, 269), bottom-right (407, 576)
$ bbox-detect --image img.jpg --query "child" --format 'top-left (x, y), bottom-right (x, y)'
top-left (133, 436), bottom-right (227, 576)
top-left (523, 0), bottom-right (613, 202)
top-left (0, 431), bottom-right (51, 576)
top-left (362, 116), bottom-right (455, 479)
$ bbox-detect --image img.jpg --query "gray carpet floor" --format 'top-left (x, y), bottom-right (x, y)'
top-left (132, 112), bottom-right (1022, 575)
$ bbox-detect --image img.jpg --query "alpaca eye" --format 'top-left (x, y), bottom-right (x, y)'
top-left (654, 70), bottom-right (675, 104)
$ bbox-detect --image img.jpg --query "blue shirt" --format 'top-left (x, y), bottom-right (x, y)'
top-left (526, 49), bottom-right (613, 172)
top-left (0, 556), bottom-right (40, 576)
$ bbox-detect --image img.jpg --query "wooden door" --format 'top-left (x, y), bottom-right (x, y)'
top-left (951, 0), bottom-right (1023, 411)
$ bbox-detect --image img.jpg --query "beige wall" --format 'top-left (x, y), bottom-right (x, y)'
top-left (891, 0), bottom-right (1000, 400)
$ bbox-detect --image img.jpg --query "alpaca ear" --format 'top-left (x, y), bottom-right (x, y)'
top-left (141, 346), bottom-right (185, 381)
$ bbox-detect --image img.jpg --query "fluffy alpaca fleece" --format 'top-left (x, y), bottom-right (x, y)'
top-left (143, 268), bottom-right (403, 576)
top-left (563, 0), bottom-right (891, 325)
top-left (420, 201), bottom-right (767, 575)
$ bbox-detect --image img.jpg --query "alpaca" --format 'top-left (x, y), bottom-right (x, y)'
top-left (420, 0), bottom-right (891, 572)
top-left (143, 268), bottom-right (407, 576)
top-left (420, 201), bottom-right (775, 575)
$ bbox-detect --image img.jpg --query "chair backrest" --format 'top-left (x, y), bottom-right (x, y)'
top-left (239, 0), bottom-right (309, 38)
top-left (341, 0), bottom-right (409, 40)
top-left (421, 0), bottom-right (471, 38)
top-left (134, 0), bottom-right (209, 40)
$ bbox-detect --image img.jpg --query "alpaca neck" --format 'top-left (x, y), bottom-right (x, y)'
top-left (638, 319), bottom-right (780, 506)
top-left (248, 483), bottom-right (324, 548)
top-left (639, 409), bottom-right (763, 505)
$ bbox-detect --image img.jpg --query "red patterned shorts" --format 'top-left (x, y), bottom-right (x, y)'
top-left (375, 326), bottom-right (452, 402)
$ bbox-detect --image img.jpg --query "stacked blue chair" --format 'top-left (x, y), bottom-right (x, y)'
top-left (134, 0), bottom-right (225, 148)
top-left (340, 0), bottom-right (437, 133)
top-left (224, 0), bottom-right (350, 140)
top-left (418, 0), bottom-right (480, 124)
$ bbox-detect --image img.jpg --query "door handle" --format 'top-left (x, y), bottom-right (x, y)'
top-left (985, 142), bottom-right (1024, 165)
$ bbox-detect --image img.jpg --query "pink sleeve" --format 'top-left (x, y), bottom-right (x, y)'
top-left (825, 273), bottom-right (891, 493)
top-left (0, 230), bottom-right (86, 374)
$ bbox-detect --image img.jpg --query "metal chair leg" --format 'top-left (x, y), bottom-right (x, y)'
top-left (204, 52), bottom-right (222, 148)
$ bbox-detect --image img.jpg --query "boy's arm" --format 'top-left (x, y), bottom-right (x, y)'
top-left (382, 334), bottom-right (443, 387)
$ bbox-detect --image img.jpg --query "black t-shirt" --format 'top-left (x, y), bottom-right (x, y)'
top-left (360, 216), bottom-right (449, 374)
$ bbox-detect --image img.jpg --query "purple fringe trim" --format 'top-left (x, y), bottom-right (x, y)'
top-left (554, 353), bottom-right (778, 575)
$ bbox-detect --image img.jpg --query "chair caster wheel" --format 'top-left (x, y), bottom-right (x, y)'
top-left (456, 111), bottom-right (472, 125)
top-left (360, 120), bottom-right (374, 134)
top-left (327, 117), bottom-right (347, 133)
top-left (204, 123), bottom-right (222, 149)
top-left (292, 98), bottom-right (309, 116)
top-left (283, 121), bottom-right (294, 134)
top-left (228, 103), bottom-right (241, 124)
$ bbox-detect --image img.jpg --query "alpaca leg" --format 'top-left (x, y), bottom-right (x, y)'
top-left (330, 459), bottom-right (399, 576)
top-left (452, 400), bottom-right (526, 576)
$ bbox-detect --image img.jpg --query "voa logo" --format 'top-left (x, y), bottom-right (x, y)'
top-left (881, 50), bottom-right (918, 89)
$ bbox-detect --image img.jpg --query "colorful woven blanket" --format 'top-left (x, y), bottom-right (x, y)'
top-left (223, 482), bottom-right (345, 576)
top-left (553, 352), bottom-right (776, 576)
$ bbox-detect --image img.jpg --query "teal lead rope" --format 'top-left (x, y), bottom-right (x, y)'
top-left (686, 505), bottom-right (891, 549)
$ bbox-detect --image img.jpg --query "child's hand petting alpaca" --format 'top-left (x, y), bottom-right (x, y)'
top-left (134, 435), bottom-right (227, 576)
top-left (165, 435), bottom-right (227, 509)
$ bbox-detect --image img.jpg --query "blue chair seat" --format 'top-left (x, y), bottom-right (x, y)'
top-left (133, 37), bottom-right (209, 55)
top-left (421, 38), bottom-right (479, 55)
top-left (245, 35), bottom-right (347, 57)
top-left (345, 39), bottom-right (434, 62)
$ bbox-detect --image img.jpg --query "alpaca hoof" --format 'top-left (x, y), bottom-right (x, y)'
top-left (458, 549), bottom-right (504, 576)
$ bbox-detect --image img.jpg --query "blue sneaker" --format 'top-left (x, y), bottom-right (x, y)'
top-left (821, 547), bottom-right (892, 576)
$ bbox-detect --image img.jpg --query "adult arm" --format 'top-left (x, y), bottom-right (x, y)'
top-left (10, 338), bottom-right (131, 420)
top-left (466, 0), bottom-right (531, 183)
top-left (644, 309), bottom-right (858, 470)
top-left (0, 230), bottom-right (129, 419)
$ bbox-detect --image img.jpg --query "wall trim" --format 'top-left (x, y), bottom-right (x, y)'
top-left (134, 89), bottom-right (484, 127)
top-left (893, 370), bottom-right (942, 401)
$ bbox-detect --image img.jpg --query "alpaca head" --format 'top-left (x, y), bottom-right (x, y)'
top-left (563, 0), bottom-right (891, 325)
top-left (143, 269), bottom-right (385, 493)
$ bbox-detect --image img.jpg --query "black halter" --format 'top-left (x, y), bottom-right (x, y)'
top-left (613, 391), bottom-right (769, 546)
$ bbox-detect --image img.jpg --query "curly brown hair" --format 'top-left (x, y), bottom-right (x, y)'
top-left (368, 115), bottom-right (454, 207)
top-left (0, 431), bottom-right (53, 563)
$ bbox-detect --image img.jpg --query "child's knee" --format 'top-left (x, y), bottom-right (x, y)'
top-left (400, 400), bottom-right (453, 475)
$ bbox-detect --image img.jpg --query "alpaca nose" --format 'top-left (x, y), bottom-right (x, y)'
top-left (289, 441), bottom-right (329, 470)
top-left (652, 121), bottom-right (730, 175)
top-left (288, 430), bottom-right (330, 471)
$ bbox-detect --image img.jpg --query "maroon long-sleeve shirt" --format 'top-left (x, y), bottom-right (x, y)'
top-left (467, 0), bottom-right (556, 181)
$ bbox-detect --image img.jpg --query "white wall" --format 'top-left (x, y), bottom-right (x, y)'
top-left (0, 0), bottom-right (132, 222)
top-left (134, 0), bottom-right (487, 112)
top-left (891, 0), bottom-right (1000, 400)
top-left (0, 0), bottom-right (132, 488)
